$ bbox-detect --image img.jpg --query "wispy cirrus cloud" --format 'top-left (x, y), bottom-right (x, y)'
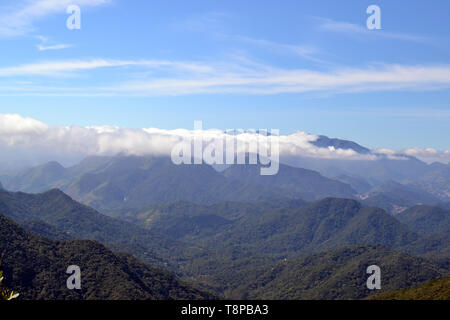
top-left (316, 17), bottom-right (430, 43)
top-left (228, 35), bottom-right (327, 64)
top-left (104, 62), bottom-right (450, 96)
top-left (0, 0), bottom-right (110, 37)
top-left (36, 35), bottom-right (72, 51)
top-left (0, 59), bottom-right (215, 77)
top-left (37, 43), bottom-right (72, 51)
top-left (1, 58), bottom-right (450, 96)
top-left (172, 11), bottom-right (233, 34)
top-left (0, 59), bottom-right (124, 77)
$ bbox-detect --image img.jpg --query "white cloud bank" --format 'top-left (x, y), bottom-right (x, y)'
top-left (0, 114), bottom-right (448, 168)
top-left (403, 147), bottom-right (450, 162)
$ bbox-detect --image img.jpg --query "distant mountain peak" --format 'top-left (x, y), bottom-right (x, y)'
top-left (311, 135), bottom-right (371, 154)
top-left (314, 197), bottom-right (362, 208)
top-left (41, 188), bottom-right (71, 198)
top-left (42, 160), bottom-right (65, 169)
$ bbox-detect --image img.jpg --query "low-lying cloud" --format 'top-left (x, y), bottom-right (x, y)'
top-left (0, 114), bottom-right (448, 169)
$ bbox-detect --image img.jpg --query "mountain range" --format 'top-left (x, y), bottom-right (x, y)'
top-left (358, 180), bottom-right (442, 214)
top-left (3, 151), bottom-right (448, 217)
top-left (192, 198), bottom-right (422, 257)
top-left (0, 148), bottom-right (448, 300)
top-left (2, 156), bottom-right (358, 213)
top-left (280, 137), bottom-right (450, 203)
top-left (0, 186), bottom-right (448, 299)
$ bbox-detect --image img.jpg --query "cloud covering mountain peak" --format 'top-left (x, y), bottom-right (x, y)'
top-left (0, 114), bottom-right (448, 169)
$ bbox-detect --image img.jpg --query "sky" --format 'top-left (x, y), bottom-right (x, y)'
top-left (0, 0), bottom-right (449, 154)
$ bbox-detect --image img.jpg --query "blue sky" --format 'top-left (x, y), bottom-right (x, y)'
top-left (0, 0), bottom-right (449, 150)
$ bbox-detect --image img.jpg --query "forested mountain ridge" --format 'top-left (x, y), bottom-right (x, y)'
top-left (198, 198), bottom-right (420, 257)
top-left (395, 205), bottom-right (450, 235)
top-left (187, 245), bottom-right (448, 300)
top-left (1, 187), bottom-right (448, 300)
top-left (112, 198), bottom-right (309, 240)
top-left (222, 163), bottom-right (356, 201)
top-left (0, 213), bottom-right (213, 300)
top-left (0, 188), bottom-right (206, 271)
top-left (244, 245), bottom-right (448, 300)
top-left (367, 277), bottom-right (450, 300)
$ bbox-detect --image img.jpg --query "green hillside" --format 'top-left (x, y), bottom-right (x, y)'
top-left (368, 277), bottom-right (450, 300)
top-left (396, 205), bottom-right (450, 235)
top-left (1, 188), bottom-right (448, 300)
top-left (0, 213), bottom-right (213, 300)
top-left (113, 198), bottom-right (308, 240)
top-left (246, 245), bottom-right (448, 300)
top-left (223, 163), bottom-right (356, 201)
top-left (0, 189), bottom-right (206, 271)
top-left (188, 245), bottom-right (448, 300)
top-left (200, 198), bottom-right (420, 256)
